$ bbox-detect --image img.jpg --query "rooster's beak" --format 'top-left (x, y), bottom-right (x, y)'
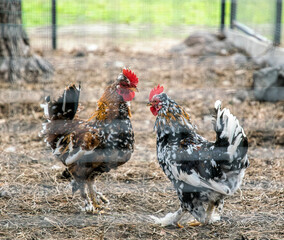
top-left (129, 87), bottom-right (139, 92)
top-left (147, 101), bottom-right (152, 106)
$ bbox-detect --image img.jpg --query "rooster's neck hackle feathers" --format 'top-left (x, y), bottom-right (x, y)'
top-left (155, 95), bottom-right (195, 135)
top-left (88, 84), bottom-right (131, 122)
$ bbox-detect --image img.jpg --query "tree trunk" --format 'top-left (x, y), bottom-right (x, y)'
top-left (0, 0), bottom-right (53, 82)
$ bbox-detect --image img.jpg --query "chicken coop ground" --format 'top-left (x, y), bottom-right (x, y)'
top-left (0, 32), bottom-right (283, 240)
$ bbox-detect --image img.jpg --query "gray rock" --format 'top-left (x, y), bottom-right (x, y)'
top-left (235, 90), bottom-right (249, 102)
top-left (253, 67), bottom-right (284, 102)
top-left (231, 53), bottom-right (248, 66)
top-left (170, 43), bottom-right (188, 53)
top-left (205, 40), bottom-right (235, 56)
top-left (184, 32), bottom-right (217, 47)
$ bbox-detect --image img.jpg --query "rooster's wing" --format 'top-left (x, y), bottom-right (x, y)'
top-left (165, 100), bottom-right (248, 196)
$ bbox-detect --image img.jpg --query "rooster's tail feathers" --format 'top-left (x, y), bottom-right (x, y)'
top-left (41, 84), bottom-right (81, 120)
top-left (213, 100), bottom-right (248, 165)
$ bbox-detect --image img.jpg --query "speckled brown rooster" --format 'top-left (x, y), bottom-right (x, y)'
top-left (41, 68), bottom-right (139, 213)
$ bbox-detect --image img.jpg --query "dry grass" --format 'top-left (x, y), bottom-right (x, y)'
top-left (0, 35), bottom-right (283, 239)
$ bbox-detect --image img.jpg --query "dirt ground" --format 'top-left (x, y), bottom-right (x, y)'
top-left (0, 32), bottom-right (283, 240)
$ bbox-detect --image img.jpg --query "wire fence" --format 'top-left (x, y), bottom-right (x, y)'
top-left (21, 0), bottom-right (284, 51)
top-left (22, 0), bottom-right (222, 50)
top-left (226, 0), bottom-right (283, 46)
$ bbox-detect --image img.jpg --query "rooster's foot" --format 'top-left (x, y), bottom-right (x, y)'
top-left (91, 199), bottom-right (111, 213)
top-left (188, 220), bottom-right (202, 227)
top-left (80, 203), bottom-right (96, 213)
top-left (205, 213), bottom-right (221, 224)
top-left (80, 201), bottom-right (104, 214)
top-left (177, 222), bottom-right (184, 228)
top-left (96, 192), bottom-right (109, 204)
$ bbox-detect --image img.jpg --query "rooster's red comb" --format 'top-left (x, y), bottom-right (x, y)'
top-left (149, 85), bottom-right (164, 101)
top-left (123, 68), bottom-right (139, 87)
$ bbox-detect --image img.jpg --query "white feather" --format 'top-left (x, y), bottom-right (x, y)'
top-left (214, 101), bottom-right (246, 162)
top-left (40, 103), bottom-right (49, 118)
top-left (227, 133), bottom-right (243, 161)
top-left (207, 179), bottom-right (232, 195)
top-left (56, 136), bottom-right (64, 149)
top-left (214, 100), bottom-right (222, 110)
top-left (227, 114), bottom-right (237, 144)
top-left (65, 149), bottom-right (86, 165)
top-left (172, 165), bottom-right (232, 195)
top-left (216, 109), bottom-right (224, 131)
top-left (150, 208), bottom-right (184, 226)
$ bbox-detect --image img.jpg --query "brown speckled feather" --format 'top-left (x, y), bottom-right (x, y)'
top-left (42, 81), bottom-right (134, 182)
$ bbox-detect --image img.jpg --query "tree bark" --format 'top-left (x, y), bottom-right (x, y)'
top-left (0, 0), bottom-right (53, 82)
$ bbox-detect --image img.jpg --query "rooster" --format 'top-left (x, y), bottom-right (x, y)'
top-left (41, 68), bottom-right (139, 213)
top-left (148, 85), bottom-right (249, 226)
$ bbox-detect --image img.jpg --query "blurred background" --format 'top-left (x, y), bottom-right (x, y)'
top-left (22, 0), bottom-right (283, 50)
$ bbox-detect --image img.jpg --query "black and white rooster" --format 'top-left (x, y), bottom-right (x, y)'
top-left (148, 85), bottom-right (249, 226)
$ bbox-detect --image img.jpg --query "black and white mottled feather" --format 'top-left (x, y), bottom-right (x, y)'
top-left (150, 93), bottom-right (248, 226)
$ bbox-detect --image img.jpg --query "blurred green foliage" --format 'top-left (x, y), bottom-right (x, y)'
top-left (22, 0), bottom-right (223, 27)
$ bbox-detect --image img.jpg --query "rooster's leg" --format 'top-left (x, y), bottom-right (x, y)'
top-left (205, 202), bottom-right (220, 224)
top-left (87, 181), bottom-right (101, 210)
top-left (187, 201), bottom-right (205, 226)
top-left (216, 199), bottom-right (224, 214)
top-left (87, 181), bottom-right (109, 205)
top-left (78, 182), bottom-right (96, 213)
top-left (87, 181), bottom-right (109, 213)
top-left (79, 183), bottom-right (97, 213)
top-left (205, 202), bottom-right (214, 224)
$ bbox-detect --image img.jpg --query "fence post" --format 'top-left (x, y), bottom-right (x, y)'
top-left (52, 0), bottom-right (57, 49)
top-left (230, 0), bottom-right (237, 29)
top-left (220, 0), bottom-right (226, 33)
top-left (274, 0), bottom-right (282, 46)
